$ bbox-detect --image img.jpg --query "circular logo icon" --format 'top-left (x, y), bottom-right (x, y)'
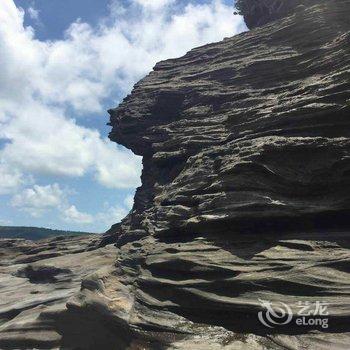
top-left (258, 299), bottom-right (293, 328)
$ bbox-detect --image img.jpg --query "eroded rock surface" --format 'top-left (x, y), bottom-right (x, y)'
top-left (1, 0), bottom-right (350, 349)
top-left (0, 236), bottom-right (116, 349)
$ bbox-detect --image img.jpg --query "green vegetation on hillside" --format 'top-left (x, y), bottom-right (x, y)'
top-left (0, 226), bottom-right (94, 241)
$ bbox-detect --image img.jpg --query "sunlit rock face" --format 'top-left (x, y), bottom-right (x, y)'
top-left (1, 0), bottom-right (350, 349)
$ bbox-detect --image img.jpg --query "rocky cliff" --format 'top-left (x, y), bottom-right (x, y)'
top-left (1, 0), bottom-right (350, 349)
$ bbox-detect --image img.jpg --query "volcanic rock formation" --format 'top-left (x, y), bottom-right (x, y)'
top-left (1, 0), bottom-right (350, 349)
top-left (0, 235), bottom-right (116, 349)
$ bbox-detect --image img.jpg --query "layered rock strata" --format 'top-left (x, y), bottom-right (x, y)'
top-left (1, 0), bottom-right (350, 348)
top-left (0, 236), bottom-right (116, 349)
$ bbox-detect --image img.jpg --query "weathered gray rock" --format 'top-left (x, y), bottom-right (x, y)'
top-left (1, 0), bottom-right (350, 348)
top-left (0, 236), bottom-right (116, 349)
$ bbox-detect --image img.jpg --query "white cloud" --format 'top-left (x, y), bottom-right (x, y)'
top-left (10, 181), bottom-right (132, 227)
top-left (133, 0), bottom-right (175, 10)
top-left (62, 205), bottom-right (93, 224)
top-left (1, 101), bottom-right (142, 187)
top-left (96, 204), bottom-right (128, 226)
top-left (62, 196), bottom-right (132, 228)
top-left (124, 194), bottom-right (134, 210)
top-left (0, 0), bottom-right (243, 114)
top-left (11, 183), bottom-right (66, 217)
top-left (0, 0), bottom-right (143, 190)
top-left (28, 6), bottom-right (39, 21)
top-left (94, 141), bottom-right (143, 188)
top-left (0, 163), bottom-right (26, 195)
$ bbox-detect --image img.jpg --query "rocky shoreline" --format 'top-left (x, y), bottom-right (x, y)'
top-left (1, 0), bottom-right (350, 348)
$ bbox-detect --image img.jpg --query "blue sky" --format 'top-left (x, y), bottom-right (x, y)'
top-left (0, 0), bottom-right (245, 232)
